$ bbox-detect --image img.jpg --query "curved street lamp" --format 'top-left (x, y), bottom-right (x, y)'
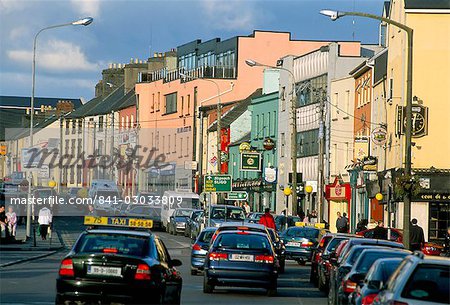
top-left (320, 9), bottom-right (414, 250)
top-left (245, 59), bottom-right (300, 218)
top-left (26, 17), bottom-right (94, 238)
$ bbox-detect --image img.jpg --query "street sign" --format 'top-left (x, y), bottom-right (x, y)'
top-left (226, 191), bottom-right (248, 201)
top-left (240, 152), bottom-right (261, 171)
top-left (204, 175), bottom-right (232, 193)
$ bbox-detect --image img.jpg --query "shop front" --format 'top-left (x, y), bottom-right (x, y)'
top-left (232, 179), bottom-right (276, 212)
top-left (325, 176), bottom-right (351, 232)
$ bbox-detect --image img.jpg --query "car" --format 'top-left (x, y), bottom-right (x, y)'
top-left (189, 211), bottom-right (205, 240)
top-left (351, 257), bottom-right (404, 305)
top-left (279, 226), bottom-right (326, 265)
top-left (168, 208), bottom-right (194, 235)
top-left (161, 191), bottom-right (200, 231)
top-left (328, 239), bottom-right (405, 305)
top-left (206, 205), bottom-right (246, 227)
top-left (191, 227), bottom-right (216, 275)
top-left (203, 229), bottom-right (278, 296)
top-left (185, 209), bottom-right (203, 238)
top-left (211, 222), bottom-right (270, 242)
top-left (339, 248), bottom-right (411, 305)
top-left (246, 212), bottom-right (264, 223)
top-left (316, 234), bottom-right (358, 291)
top-left (92, 189), bottom-right (122, 215)
top-left (373, 252), bottom-right (450, 305)
top-left (123, 204), bottom-right (162, 230)
top-left (356, 228), bottom-right (403, 243)
top-left (267, 228), bottom-right (286, 273)
top-left (274, 215), bottom-right (302, 232)
top-left (311, 233), bottom-right (337, 285)
top-left (56, 217), bottom-right (182, 305)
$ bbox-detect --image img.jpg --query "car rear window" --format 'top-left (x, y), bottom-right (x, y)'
top-left (286, 228), bottom-right (319, 239)
top-left (355, 251), bottom-right (409, 273)
top-left (402, 264), bottom-right (450, 304)
top-left (75, 233), bottom-right (149, 257)
top-left (215, 233), bottom-right (270, 250)
top-left (198, 230), bottom-right (215, 243)
top-left (325, 237), bottom-right (346, 254)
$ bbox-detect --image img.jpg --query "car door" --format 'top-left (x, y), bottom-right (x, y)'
top-left (157, 238), bottom-right (181, 301)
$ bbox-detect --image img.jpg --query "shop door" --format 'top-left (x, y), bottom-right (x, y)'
top-left (370, 198), bottom-right (384, 221)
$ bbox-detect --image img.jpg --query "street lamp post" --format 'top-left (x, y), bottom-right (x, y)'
top-left (26, 17), bottom-right (93, 238)
top-left (245, 59), bottom-right (298, 216)
top-left (320, 9), bottom-right (413, 249)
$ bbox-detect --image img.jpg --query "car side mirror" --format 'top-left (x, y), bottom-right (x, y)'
top-left (350, 273), bottom-right (366, 284)
top-left (170, 259), bottom-right (182, 267)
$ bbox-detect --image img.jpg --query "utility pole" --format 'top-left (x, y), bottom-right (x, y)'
top-left (291, 87), bottom-right (298, 217)
top-left (58, 115), bottom-right (63, 193)
top-left (317, 91), bottom-right (326, 223)
top-left (110, 111), bottom-right (115, 181)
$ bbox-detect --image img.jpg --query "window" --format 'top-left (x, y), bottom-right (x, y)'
top-left (332, 93), bottom-right (339, 120)
top-left (65, 120), bottom-right (70, 135)
top-left (280, 133), bottom-right (285, 157)
top-left (98, 140), bottom-right (103, 155)
top-left (187, 95), bottom-right (191, 115)
top-left (151, 93), bottom-right (155, 112)
top-left (173, 134), bottom-right (177, 153)
top-left (260, 113), bottom-right (264, 139)
top-left (280, 86), bottom-right (286, 111)
top-left (345, 90), bottom-right (350, 114)
top-left (388, 78), bottom-right (393, 101)
top-left (165, 92), bottom-right (177, 114)
top-left (267, 113), bottom-right (271, 138)
top-left (181, 96), bottom-right (184, 116)
top-left (77, 139), bottom-right (82, 184)
top-left (167, 135), bottom-right (171, 154)
top-left (71, 120), bottom-right (76, 134)
top-left (297, 129), bottom-right (319, 157)
top-left (162, 136), bottom-right (165, 154)
top-left (157, 92), bottom-right (161, 111)
top-left (185, 136), bottom-right (189, 157)
top-left (78, 119), bottom-right (82, 133)
top-left (99, 116), bottom-right (104, 132)
top-left (65, 139), bottom-right (69, 154)
top-left (179, 137), bottom-right (183, 157)
top-left (297, 74), bottom-right (327, 107)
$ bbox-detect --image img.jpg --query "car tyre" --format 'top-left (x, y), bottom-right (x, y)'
top-left (203, 275), bottom-right (214, 293)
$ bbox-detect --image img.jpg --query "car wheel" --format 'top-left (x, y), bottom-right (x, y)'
top-left (203, 275), bottom-right (214, 293)
top-left (267, 287), bottom-right (277, 297)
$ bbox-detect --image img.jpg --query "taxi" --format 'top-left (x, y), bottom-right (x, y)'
top-left (55, 216), bottom-right (183, 305)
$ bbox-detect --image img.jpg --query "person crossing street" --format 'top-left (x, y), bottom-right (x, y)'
top-left (258, 208), bottom-right (276, 230)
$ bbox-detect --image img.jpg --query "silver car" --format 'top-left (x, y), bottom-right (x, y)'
top-left (191, 227), bottom-right (216, 275)
top-left (374, 252), bottom-right (450, 305)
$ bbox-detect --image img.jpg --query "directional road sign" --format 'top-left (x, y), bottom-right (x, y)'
top-left (204, 175), bottom-right (232, 193)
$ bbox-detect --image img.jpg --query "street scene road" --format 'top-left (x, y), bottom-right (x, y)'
top-left (0, 216), bottom-right (327, 305)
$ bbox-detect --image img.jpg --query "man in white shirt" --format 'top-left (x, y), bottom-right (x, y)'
top-left (38, 207), bottom-right (52, 240)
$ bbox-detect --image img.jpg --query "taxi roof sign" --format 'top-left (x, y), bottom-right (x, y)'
top-left (84, 216), bottom-right (153, 229)
top-left (294, 222), bottom-right (325, 229)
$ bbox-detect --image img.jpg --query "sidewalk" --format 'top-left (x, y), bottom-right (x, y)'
top-left (0, 224), bottom-right (64, 268)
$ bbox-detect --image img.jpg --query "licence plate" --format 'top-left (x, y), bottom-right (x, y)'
top-left (87, 265), bottom-right (122, 277)
top-left (230, 254), bottom-right (254, 262)
top-left (287, 242), bottom-right (301, 247)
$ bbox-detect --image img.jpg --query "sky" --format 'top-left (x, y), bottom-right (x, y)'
top-left (0, 0), bottom-right (386, 102)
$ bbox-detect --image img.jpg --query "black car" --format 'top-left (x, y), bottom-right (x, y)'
top-left (124, 204), bottom-right (163, 230)
top-left (185, 209), bottom-right (203, 238)
top-left (279, 226), bottom-right (325, 264)
top-left (351, 257), bottom-right (403, 305)
top-left (267, 228), bottom-right (286, 273)
top-left (339, 248), bottom-right (411, 305)
top-left (56, 227), bottom-right (182, 305)
top-left (203, 230), bottom-right (278, 296)
top-left (328, 239), bottom-right (404, 305)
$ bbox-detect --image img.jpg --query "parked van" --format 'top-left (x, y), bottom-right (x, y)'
top-left (161, 191), bottom-right (200, 231)
top-left (88, 179), bottom-right (119, 198)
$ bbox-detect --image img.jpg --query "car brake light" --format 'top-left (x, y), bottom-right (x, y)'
top-left (59, 258), bottom-right (74, 277)
top-left (208, 252), bottom-right (228, 261)
top-left (103, 248), bottom-right (118, 253)
top-left (343, 279), bottom-right (357, 293)
top-left (237, 231), bottom-right (249, 235)
top-left (362, 293), bottom-right (378, 305)
top-left (255, 255), bottom-right (274, 263)
top-left (192, 244), bottom-right (202, 251)
top-left (135, 263), bottom-right (151, 280)
top-left (237, 226), bottom-right (249, 230)
top-left (301, 241), bottom-right (314, 247)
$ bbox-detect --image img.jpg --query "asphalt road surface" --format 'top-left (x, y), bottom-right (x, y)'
top-left (0, 216), bottom-right (328, 305)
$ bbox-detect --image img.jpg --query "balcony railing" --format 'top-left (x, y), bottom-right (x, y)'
top-left (138, 65), bottom-right (237, 83)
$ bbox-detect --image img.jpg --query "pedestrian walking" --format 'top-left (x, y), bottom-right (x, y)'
top-left (6, 206), bottom-right (17, 237)
top-left (355, 219), bottom-right (368, 233)
top-left (243, 201), bottom-right (251, 215)
top-left (309, 210), bottom-right (318, 224)
top-left (258, 208), bottom-right (276, 230)
top-left (373, 221), bottom-right (388, 240)
top-left (336, 212), bottom-right (349, 233)
top-left (87, 204), bottom-right (97, 216)
top-left (38, 206), bottom-right (52, 240)
top-left (410, 218), bottom-right (425, 252)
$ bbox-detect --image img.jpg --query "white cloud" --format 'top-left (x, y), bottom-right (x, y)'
top-left (9, 26), bottom-right (28, 40)
top-left (200, 0), bottom-right (259, 31)
top-left (70, 0), bottom-right (101, 18)
top-left (7, 39), bottom-right (99, 72)
top-left (0, 0), bottom-right (26, 13)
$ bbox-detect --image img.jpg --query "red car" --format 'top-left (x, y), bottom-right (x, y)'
top-left (356, 228), bottom-right (443, 255)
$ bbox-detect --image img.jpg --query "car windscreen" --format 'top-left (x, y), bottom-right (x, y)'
top-left (74, 233), bottom-right (149, 257)
top-left (129, 206), bottom-right (159, 216)
top-left (214, 233), bottom-right (270, 250)
top-left (175, 209), bottom-right (192, 217)
top-left (211, 207), bottom-right (245, 221)
top-left (198, 230), bottom-right (215, 243)
top-left (324, 237), bottom-right (347, 254)
top-left (285, 228), bottom-right (319, 239)
top-left (355, 251), bottom-right (409, 273)
top-left (401, 264), bottom-right (450, 304)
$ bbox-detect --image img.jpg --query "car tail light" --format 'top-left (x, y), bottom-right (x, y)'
top-left (301, 241), bottom-right (314, 247)
top-left (362, 293), bottom-right (378, 305)
top-left (103, 248), bottom-right (118, 253)
top-left (343, 279), bottom-right (357, 293)
top-left (255, 255), bottom-right (274, 263)
top-left (192, 244), bottom-right (202, 251)
top-left (237, 226), bottom-right (249, 230)
top-left (59, 258), bottom-right (74, 277)
top-left (135, 264), bottom-right (151, 280)
top-left (237, 231), bottom-right (249, 235)
top-left (314, 252), bottom-right (322, 261)
top-left (208, 252), bottom-right (228, 261)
